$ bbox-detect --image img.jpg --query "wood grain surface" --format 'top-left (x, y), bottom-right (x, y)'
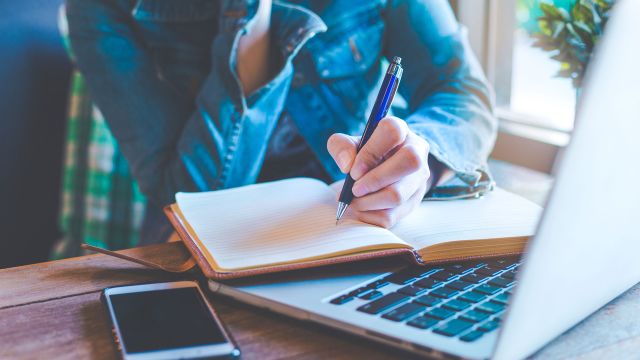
top-left (0, 243), bottom-right (404, 359)
top-left (0, 242), bottom-right (192, 309)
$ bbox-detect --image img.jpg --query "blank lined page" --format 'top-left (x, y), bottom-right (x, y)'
top-left (176, 178), bottom-right (406, 271)
top-left (392, 187), bottom-right (542, 250)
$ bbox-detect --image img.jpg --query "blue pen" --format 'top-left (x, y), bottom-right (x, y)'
top-left (336, 56), bottom-right (403, 223)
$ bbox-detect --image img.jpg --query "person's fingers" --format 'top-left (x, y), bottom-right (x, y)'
top-left (350, 117), bottom-right (409, 180)
top-left (350, 171), bottom-right (427, 212)
top-left (352, 138), bottom-right (429, 197)
top-left (327, 133), bottom-right (360, 173)
top-left (353, 183), bottom-right (427, 228)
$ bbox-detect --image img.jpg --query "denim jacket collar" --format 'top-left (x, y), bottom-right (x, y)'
top-left (221, 0), bottom-right (327, 58)
top-left (270, 2), bottom-right (327, 59)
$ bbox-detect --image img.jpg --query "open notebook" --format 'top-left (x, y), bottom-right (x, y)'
top-left (164, 178), bottom-right (542, 280)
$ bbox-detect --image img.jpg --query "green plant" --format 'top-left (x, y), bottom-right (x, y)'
top-left (531, 0), bottom-right (614, 88)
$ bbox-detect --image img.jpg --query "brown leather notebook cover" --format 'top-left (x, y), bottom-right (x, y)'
top-left (163, 206), bottom-right (527, 280)
top-left (163, 205), bottom-right (424, 280)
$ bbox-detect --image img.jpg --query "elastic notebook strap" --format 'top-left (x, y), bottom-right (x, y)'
top-left (81, 243), bottom-right (197, 273)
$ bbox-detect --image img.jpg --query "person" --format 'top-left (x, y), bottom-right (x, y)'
top-left (64, 0), bottom-right (496, 244)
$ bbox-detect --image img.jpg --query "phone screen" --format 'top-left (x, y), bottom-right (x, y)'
top-left (108, 287), bottom-right (227, 353)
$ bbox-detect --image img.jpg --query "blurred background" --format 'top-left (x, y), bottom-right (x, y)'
top-left (512, 0), bottom-right (576, 131)
top-left (0, 0), bottom-right (606, 268)
top-left (0, 0), bottom-right (71, 268)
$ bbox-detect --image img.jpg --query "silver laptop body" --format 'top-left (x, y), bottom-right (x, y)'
top-left (209, 1), bottom-right (640, 358)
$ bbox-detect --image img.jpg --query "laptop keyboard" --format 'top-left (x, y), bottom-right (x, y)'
top-left (329, 257), bottom-right (520, 342)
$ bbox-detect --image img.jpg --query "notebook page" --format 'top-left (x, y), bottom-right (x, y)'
top-left (391, 187), bottom-right (542, 250)
top-left (176, 178), bottom-right (407, 271)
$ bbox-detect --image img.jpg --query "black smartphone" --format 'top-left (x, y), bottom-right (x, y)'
top-left (102, 281), bottom-right (240, 360)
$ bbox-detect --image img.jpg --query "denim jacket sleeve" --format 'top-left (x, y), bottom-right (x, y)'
top-left (65, 0), bottom-right (326, 206)
top-left (383, 0), bottom-right (497, 199)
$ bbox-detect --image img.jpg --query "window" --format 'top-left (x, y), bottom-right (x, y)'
top-left (456, 0), bottom-right (578, 138)
top-left (509, 0), bottom-right (576, 132)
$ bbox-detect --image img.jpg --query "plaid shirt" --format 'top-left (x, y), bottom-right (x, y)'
top-left (51, 63), bottom-right (147, 258)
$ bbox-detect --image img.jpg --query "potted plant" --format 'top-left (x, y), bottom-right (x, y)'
top-left (531, 0), bottom-right (615, 94)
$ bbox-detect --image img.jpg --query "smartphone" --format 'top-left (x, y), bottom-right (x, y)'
top-left (102, 281), bottom-right (240, 360)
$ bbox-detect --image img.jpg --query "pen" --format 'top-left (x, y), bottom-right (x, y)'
top-left (336, 56), bottom-right (403, 223)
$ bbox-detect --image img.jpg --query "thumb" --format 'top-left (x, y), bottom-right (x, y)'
top-left (327, 133), bottom-right (359, 173)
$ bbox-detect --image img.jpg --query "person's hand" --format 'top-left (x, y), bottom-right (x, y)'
top-left (327, 117), bottom-right (431, 228)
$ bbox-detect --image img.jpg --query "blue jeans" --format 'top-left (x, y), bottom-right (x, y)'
top-left (65, 0), bottom-right (496, 208)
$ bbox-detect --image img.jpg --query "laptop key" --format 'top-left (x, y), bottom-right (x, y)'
top-left (414, 277), bottom-right (442, 289)
top-left (458, 291), bottom-right (487, 303)
top-left (488, 258), bottom-right (519, 270)
top-left (476, 301), bottom-right (505, 314)
top-left (459, 309), bottom-right (490, 323)
top-left (426, 307), bottom-right (455, 320)
top-left (414, 295), bottom-right (442, 307)
top-left (447, 280), bottom-right (474, 291)
top-left (348, 287), bottom-right (370, 297)
top-left (359, 290), bottom-right (383, 300)
top-left (330, 295), bottom-right (353, 305)
top-left (442, 299), bottom-right (471, 312)
top-left (491, 292), bottom-right (510, 305)
top-left (357, 292), bottom-right (409, 314)
top-left (366, 279), bottom-right (390, 289)
top-left (501, 270), bottom-right (517, 280)
top-left (382, 303), bottom-right (426, 322)
top-left (407, 315), bottom-right (440, 330)
top-left (460, 330), bottom-right (484, 342)
top-left (460, 273), bottom-right (489, 284)
top-left (478, 320), bottom-right (500, 332)
top-left (384, 270), bottom-right (417, 285)
top-left (475, 284), bottom-right (502, 295)
top-left (488, 277), bottom-right (515, 288)
top-left (433, 319), bottom-right (474, 337)
top-left (476, 265), bottom-right (502, 276)
top-left (432, 270), bottom-right (458, 281)
top-left (430, 287), bottom-right (459, 299)
top-left (398, 285), bottom-right (428, 297)
top-left (503, 261), bottom-right (519, 270)
top-left (413, 267), bottom-right (442, 278)
top-left (445, 263), bottom-right (476, 275)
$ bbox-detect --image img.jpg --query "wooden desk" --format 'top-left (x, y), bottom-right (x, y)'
top-left (0, 242), bottom-right (404, 359)
top-left (2, 161), bottom-right (639, 359)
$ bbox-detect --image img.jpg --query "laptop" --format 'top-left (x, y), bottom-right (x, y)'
top-left (208, 1), bottom-right (640, 358)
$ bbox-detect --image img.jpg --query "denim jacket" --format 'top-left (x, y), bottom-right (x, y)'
top-left (65, 0), bottom-right (497, 207)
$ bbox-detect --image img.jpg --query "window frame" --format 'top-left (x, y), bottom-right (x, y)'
top-left (454, 0), bottom-right (569, 173)
top-left (457, 0), bottom-right (515, 107)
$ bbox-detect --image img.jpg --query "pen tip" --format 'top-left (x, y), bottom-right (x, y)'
top-left (336, 202), bottom-right (348, 225)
